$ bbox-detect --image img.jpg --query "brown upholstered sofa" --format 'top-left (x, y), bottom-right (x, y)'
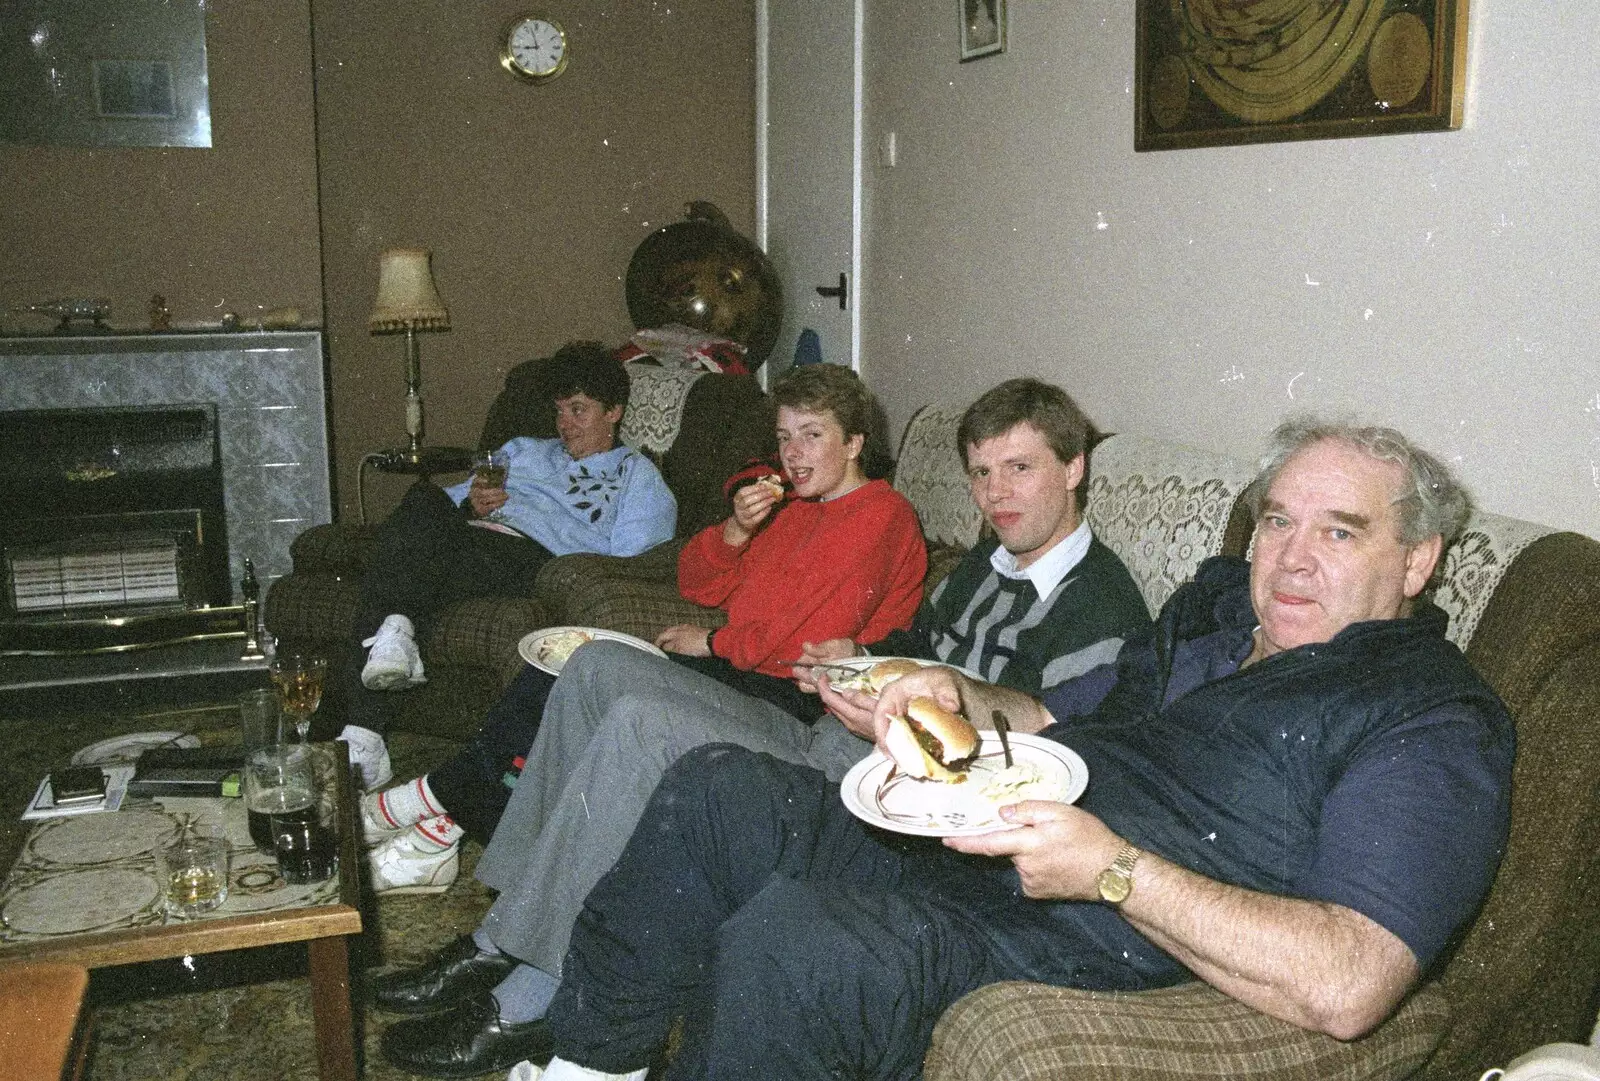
top-left (912, 443), bottom-right (1600, 1081)
top-left (263, 357), bottom-right (775, 739)
top-left (538, 406), bottom-right (1600, 1080)
top-left (272, 386), bottom-right (1600, 1077)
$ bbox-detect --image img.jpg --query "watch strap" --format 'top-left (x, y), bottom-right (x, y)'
top-left (1097, 843), bottom-right (1142, 905)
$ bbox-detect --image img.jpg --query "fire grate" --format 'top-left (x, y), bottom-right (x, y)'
top-left (7, 533), bottom-right (182, 613)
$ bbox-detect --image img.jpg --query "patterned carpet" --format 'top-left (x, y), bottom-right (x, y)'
top-left (0, 698), bottom-right (503, 1081)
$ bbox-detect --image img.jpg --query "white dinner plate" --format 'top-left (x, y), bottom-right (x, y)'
top-left (840, 731), bottom-right (1088, 837)
top-left (518, 626), bottom-right (669, 676)
top-left (71, 730), bottom-right (200, 767)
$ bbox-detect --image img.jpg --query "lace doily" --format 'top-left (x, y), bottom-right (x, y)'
top-left (1433, 511), bottom-right (1553, 650)
top-left (1085, 435), bottom-right (1257, 615)
top-left (620, 364), bottom-right (705, 456)
top-left (893, 405), bottom-right (983, 549)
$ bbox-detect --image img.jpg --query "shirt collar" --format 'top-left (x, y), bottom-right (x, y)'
top-left (989, 519), bottom-right (1092, 600)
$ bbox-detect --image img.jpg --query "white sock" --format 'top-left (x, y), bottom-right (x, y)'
top-left (411, 814), bottom-right (464, 851)
top-left (537, 1058), bottom-right (648, 1081)
top-left (369, 776), bottom-right (446, 831)
top-left (362, 613), bottom-right (415, 648)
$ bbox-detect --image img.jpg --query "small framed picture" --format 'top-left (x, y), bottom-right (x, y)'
top-left (93, 60), bottom-right (178, 119)
top-left (959, 0), bottom-right (1006, 62)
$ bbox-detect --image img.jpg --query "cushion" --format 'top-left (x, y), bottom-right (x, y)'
top-left (287, 522), bottom-right (378, 576)
top-left (924, 980), bottom-right (1451, 1081)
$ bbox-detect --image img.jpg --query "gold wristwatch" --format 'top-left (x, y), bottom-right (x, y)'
top-left (1096, 843), bottom-right (1142, 905)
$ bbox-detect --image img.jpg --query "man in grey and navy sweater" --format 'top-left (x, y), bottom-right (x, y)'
top-left (799, 377), bottom-right (1150, 706)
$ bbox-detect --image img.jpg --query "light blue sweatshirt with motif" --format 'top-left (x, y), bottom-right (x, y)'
top-left (442, 437), bottom-right (676, 556)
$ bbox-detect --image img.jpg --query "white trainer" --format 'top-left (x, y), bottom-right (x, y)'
top-left (337, 724), bottom-right (394, 790)
top-left (361, 614), bottom-right (427, 691)
top-left (367, 829), bottom-right (460, 896)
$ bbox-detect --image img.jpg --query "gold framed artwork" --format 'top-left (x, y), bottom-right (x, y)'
top-left (1135, 1), bottom-right (1469, 151)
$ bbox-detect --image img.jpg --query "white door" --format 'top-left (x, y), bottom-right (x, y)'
top-left (758, 0), bottom-right (863, 376)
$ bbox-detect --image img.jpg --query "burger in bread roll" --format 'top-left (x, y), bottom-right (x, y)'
top-left (756, 473), bottom-right (787, 499)
top-left (833, 657), bottom-right (922, 694)
top-left (883, 697), bottom-right (980, 783)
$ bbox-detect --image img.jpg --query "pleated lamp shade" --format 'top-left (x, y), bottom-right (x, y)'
top-left (369, 248), bottom-right (450, 331)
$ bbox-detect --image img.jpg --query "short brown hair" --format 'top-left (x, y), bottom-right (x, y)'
top-left (957, 378), bottom-right (1094, 469)
top-left (770, 363), bottom-right (891, 479)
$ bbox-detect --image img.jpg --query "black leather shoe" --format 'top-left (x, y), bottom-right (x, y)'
top-left (369, 933), bottom-right (519, 1015)
top-left (381, 990), bottom-right (555, 1078)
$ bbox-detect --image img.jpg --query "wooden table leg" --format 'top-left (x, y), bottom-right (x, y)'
top-left (307, 935), bottom-right (358, 1081)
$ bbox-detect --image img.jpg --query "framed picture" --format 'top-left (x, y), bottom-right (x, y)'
top-left (1135, 0), bottom-right (1469, 151)
top-left (960, 0), bottom-right (1006, 62)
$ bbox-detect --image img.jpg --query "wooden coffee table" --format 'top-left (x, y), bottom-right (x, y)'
top-left (0, 743), bottom-right (363, 1080)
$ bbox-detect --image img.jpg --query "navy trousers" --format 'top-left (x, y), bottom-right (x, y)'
top-left (428, 664), bottom-right (555, 842)
top-left (331, 481), bottom-right (552, 738)
top-left (547, 745), bottom-right (1184, 1081)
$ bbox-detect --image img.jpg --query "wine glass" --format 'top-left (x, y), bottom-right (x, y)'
top-left (269, 652), bottom-right (327, 742)
top-left (472, 449), bottom-right (511, 523)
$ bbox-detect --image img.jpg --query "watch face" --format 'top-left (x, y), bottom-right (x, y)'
top-left (504, 17), bottom-right (568, 81)
top-left (1096, 868), bottom-right (1133, 905)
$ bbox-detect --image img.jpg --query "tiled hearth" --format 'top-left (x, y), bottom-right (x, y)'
top-left (0, 332), bottom-right (332, 598)
top-left (0, 332), bottom-right (333, 695)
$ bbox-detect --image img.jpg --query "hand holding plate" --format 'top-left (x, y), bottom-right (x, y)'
top-left (945, 800), bottom-right (1125, 901)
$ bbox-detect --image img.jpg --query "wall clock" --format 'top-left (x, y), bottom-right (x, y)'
top-left (500, 15), bottom-right (569, 83)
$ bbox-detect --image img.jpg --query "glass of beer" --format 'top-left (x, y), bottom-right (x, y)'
top-left (244, 744), bottom-right (315, 854)
top-left (269, 652), bottom-right (326, 742)
top-left (271, 800), bottom-right (338, 885)
top-left (472, 449), bottom-right (511, 523)
top-left (156, 828), bottom-right (230, 918)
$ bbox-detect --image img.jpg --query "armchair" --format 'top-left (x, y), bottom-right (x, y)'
top-left (263, 356), bottom-right (774, 740)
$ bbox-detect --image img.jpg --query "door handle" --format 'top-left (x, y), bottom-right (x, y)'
top-left (815, 273), bottom-right (848, 310)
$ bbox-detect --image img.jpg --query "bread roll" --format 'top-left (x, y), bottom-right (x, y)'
top-left (864, 658), bottom-right (921, 692)
top-left (883, 697), bottom-right (980, 783)
top-left (832, 656), bottom-right (922, 693)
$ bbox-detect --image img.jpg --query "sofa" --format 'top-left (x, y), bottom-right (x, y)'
top-left (272, 383), bottom-right (1600, 1079)
top-left (539, 404), bottom-right (1600, 1081)
top-left (263, 356), bottom-right (775, 739)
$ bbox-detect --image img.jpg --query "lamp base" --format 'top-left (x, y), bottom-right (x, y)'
top-left (370, 445), bottom-right (474, 476)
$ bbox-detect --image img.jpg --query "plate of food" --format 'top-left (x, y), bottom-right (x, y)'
top-left (518, 626), bottom-right (669, 676)
top-left (804, 655), bottom-right (983, 692)
top-left (839, 698), bottom-right (1088, 837)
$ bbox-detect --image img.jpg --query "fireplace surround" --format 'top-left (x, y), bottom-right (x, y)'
top-left (0, 331), bottom-right (332, 657)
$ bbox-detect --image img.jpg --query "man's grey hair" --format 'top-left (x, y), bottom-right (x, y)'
top-left (1245, 415), bottom-right (1472, 546)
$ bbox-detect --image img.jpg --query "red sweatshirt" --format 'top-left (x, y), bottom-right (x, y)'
top-left (677, 479), bottom-right (927, 678)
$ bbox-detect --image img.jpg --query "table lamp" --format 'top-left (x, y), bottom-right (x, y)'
top-left (367, 248), bottom-right (469, 471)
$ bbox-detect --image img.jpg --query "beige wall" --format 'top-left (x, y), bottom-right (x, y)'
top-left (316, 2), bottom-right (756, 519)
top-left (1, 0), bottom-right (757, 523)
top-left (860, 4), bottom-right (1600, 540)
top-left (0, 0), bottom-right (323, 333)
